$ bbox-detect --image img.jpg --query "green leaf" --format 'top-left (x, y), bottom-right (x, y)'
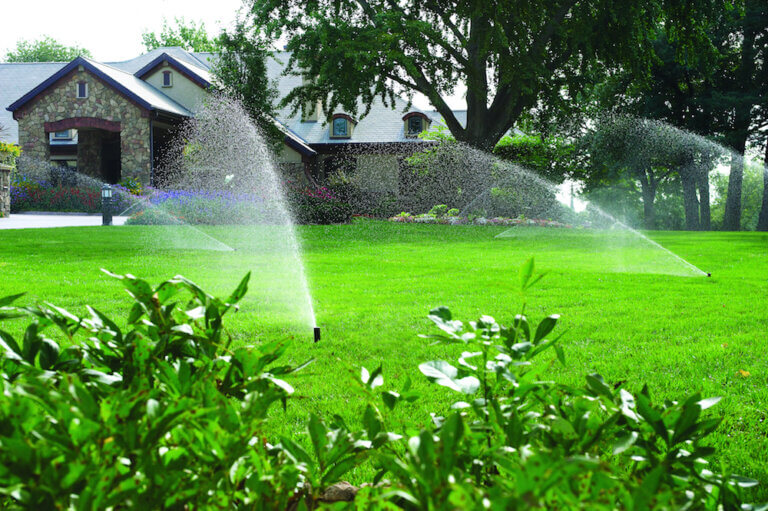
top-left (697, 396), bottom-right (721, 410)
top-left (636, 393), bottom-right (669, 444)
top-left (429, 306), bottom-right (451, 321)
top-left (519, 257), bottom-right (534, 291)
top-left (38, 338), bottom-right (59, 370)
top-left (22, 323), bottom-right (42, 364)
top-left (382, 391), bottom-right (400, 410)
top-left (308, 414), bottom-right (328, 462)
top-left (612, 431), bottom-right (639, 454)
top-left (323, 456), bottom-right (358, 486)
top-left (439, 413), bottom-right (464, 466)
top-left (554, 344), bottom-right (566, 366)
top-left (227, 272), bottom-right (251, 305)
top-left (0, 293), bottom-right (25, 307)
top-left (279, 436), bottom-right (313, 465)
top-left (533, 314), bottom-right (559, 344)
top-left (0, 330), bottom-right (23, 359)
top-left (419, 360), bottom-right (480, 394)
top-left (585, 373), bottom-right (614, 401)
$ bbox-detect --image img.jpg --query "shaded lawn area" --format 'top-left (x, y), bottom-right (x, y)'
top-left (1, 222), bottom-right (767, 495)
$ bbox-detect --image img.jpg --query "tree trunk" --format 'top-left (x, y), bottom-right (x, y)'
top-left (680, 169), bottom-right (700, 230)
top-left (640, 174), bottom-right (657, 230)
top-left (757, 138), bottom-right (768, 231)
top-left (723, 5), bottom-right (757, 231)
top-left (696, 165), bottom-right (711, 230)
top-left (723, 150), bottom-right (745, 230)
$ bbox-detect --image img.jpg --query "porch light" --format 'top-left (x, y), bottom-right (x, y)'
top-left (101, 184), bottom-right (113, 226)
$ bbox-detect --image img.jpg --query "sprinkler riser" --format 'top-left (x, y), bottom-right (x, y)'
top-left (314, 327), bottom-right (321, 343)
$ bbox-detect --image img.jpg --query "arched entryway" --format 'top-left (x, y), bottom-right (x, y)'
top-left (44, 117), bottom-right (122, 184)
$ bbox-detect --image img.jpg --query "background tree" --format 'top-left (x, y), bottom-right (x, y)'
top-left (714, 0), bottom-right (768, 230)
top-left (142, 18), bottom-right (221, 52)
top-left (248, 0), bottom-right (720, 151)
top-left (4, 36), bottom-right (91, 62)
top-left (212, 24), bottom-right (282, 151)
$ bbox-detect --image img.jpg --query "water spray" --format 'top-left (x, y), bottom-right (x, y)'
top-left (313, 327), bottom-right (321, 343)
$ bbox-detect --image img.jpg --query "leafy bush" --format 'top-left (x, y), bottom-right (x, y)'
top-left (0, 142), bottom-right (21, 168)
top-left (0, 271), bottom-right (313, 509)
top-left (0, 261), bottom-right (761, 509)
top-left (287, 184), bottom-right (354, 224)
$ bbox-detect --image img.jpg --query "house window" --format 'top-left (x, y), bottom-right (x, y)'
top-left (53, 130), bottom-right (72, 140)
top-left (332, 117), bottom-right (349, 138)
top-left (77, 82), bottom-right (88, 98)
top-left (162, 71), bottom-right (173, 87)
top-left (407, 116), bottom-right (424, 135)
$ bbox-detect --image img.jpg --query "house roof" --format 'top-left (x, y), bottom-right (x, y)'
top-left (107, 47), bottom-right (215, 74)
top-left (0, 47), bottom-right (476, 149)
top-left (266, 51), bottom-right (461, 146)
top-left (133, 52), bottom-right (212, 88)
top-left (7, 56), bottom-right (193, 118)
top-left (0, 62), bottom-right (66, 142)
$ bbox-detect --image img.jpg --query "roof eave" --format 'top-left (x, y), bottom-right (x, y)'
top-left (7, 56), bottom-right (156, 115)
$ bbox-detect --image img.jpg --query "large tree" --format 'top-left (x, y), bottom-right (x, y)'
top-left (142, 18), bottom-right (221, 53)
top-left (716, 0), bottom-right (768, 230)
top-left (211, 24), bottom-right (282, 151)
top-left (589, 31), bottom-right (723, 230)
top-left (4, 36), bottom-right (91, 62)
top-left (249, 0), bottom-right (719, 151)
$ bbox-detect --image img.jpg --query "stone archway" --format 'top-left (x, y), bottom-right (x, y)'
top-left (44, 117), bottom-right (123, 183)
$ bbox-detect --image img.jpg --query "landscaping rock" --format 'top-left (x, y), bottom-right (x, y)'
top-left (320, 481), bottom-right (359, 502)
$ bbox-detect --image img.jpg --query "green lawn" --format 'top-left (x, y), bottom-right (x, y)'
top-left (1, 222), bottom-right (767, 495)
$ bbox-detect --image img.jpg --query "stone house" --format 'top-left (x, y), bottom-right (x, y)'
top-left (1, 47), bottom-right (465, 189)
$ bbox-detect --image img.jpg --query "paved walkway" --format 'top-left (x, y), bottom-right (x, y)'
top-left (0, 213), bottom-right (129, 229)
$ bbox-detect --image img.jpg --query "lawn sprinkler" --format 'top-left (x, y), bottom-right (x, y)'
top-left (314, 327), bottom-right (321, 343)
top-left (707, 272), bottom-right (711, 277)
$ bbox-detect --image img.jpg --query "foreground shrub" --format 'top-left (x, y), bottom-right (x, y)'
top-left (0, 260), bottom-right (761, 509)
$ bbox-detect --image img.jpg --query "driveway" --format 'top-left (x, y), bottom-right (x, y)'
top-left (0, 212), bottom-right (129, 229)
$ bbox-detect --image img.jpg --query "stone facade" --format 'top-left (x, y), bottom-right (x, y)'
top-left (0, 165), bottom-right (10, 217)
top-left (14, 67), bottom-right (151, 183)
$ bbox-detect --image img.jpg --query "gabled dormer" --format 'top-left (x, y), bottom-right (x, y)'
top-left (329, 113), bottom-right (357, 139)
top-left (134, 53), bottom-right (212, 111)
top-left (402, 111), bottom-right (431, 137)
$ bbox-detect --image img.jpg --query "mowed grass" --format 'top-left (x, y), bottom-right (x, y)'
top-left (1, 222), bottom-right (767, 495)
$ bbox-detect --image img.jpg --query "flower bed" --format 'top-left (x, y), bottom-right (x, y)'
top-left (389, 211), bottom-right (574, 228)
top-left (127, 184), bottom-right (354, 225)
top-left (10, 175), bottom-right (136, 214)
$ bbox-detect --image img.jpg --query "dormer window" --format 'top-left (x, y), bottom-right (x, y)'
top-left (330, 113), bottom-right (356, 139)
top-left (162, 70), bottom-right (173, 87)
top-left (77, 82), bottom-right (88, 98)
top-left (403, 112), bottom-right (430, 137)
top-left (332, 117), bottom-right (348, 137)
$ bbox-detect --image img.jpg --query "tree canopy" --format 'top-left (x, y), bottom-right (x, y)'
top-left (247, 0), bottom-right (721, 151)
top-left (4, 36), bottom-right (91, 62)
top-left (142, 18), bottom-right (221, 53)
top-left (212, 24), bottom-right (282, 151)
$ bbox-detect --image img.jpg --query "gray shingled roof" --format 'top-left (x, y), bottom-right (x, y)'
top-left (0, 62), bottom-right (66, 143)
top-left (266, 51), bottom-right (463, 145)
top-left (2, 47), bottom-right (471, 147)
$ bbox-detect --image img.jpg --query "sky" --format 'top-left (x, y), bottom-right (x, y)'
top-left (0, 0), bottom-right (463, 110)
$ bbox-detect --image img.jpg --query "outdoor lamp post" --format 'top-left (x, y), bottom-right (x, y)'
top-left (101, 184), bottom-right (113, 226)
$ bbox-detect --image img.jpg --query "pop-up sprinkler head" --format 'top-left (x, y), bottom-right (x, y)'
top-left (707, 272), bottom-right (711, 277)
top-left (314, 327), bottom-right (321, 343)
